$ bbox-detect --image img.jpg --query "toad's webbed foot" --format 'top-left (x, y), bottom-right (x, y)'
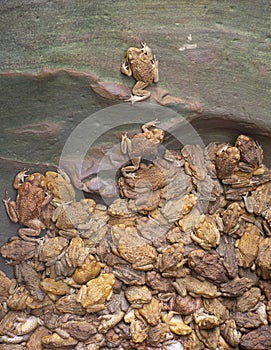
top-left (125, 93), bottom-right (151, 104)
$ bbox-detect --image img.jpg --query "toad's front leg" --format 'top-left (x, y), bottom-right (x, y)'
top-left (120, 61), bottom-right (132, 77)
top-left (13, 169), bottom-right (29, 189)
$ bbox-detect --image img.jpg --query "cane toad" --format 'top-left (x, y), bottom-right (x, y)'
top-left (121, 42), bottom-right (159, 103)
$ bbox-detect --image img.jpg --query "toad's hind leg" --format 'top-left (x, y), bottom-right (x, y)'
top-left (3, 193), bottom-right (18, 223)
top-left (142, 119), bottom-right (160, 132)
top-left (127, 81), bottom-right (150, 104)
top-left (152, 56), bottom-right (159, 83)
top-left (121, 157), bottom-right (141, 178)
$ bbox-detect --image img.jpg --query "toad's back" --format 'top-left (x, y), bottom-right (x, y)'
top-left (130, 56), bottom-right (154, 84)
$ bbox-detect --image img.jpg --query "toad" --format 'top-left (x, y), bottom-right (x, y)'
top-left (125, 285), bottom-right (152, 308)
top-left (121, 42), bottom-right (159, 103)
top-left (119, 161), bottom-right (166, 198)
top-left (236, 223), bottom-right (262, 269)
top-left (120, 119), bottom-right (164, 177)
top-left (256, 237), bottom-right (271, 279)
top-left (173, 274), bottom-right (219, 298)
top-left (44, 170), bottom-right (75, 205)
top-left (235, 134), bottom-right (263, 172)
top-left (3, 170), bottom-right (53, 241)
top-left (215, 143), bottom-right (240, 179)
top-left (111, 224), bottom-right (157, 271)
top-left (181, 144), bottom-right (207, 180)
top-left (52, 198), bottom-right (95, 232)
top-left (191, 214), bottom-right (220, 250)
top-left (76, 273), bottom-right (115, 313)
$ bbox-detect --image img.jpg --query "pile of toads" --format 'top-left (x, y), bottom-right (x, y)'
top-left (1, 121), bottom-right (271, 349)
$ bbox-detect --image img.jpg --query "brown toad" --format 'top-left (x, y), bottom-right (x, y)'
top-left (36, 236), bottom-right (69, 266)
top-left (157, 242), bottom-right (185, 276)
top-left (26, 326), bottom-right (51, 350)
top-left (161, 193), bottom-right (197, 223)
top-left (108, 198), bottom-right (137, 226)
top-left (137, 297), bottom-right (162, 326)
top-left (120, 119), bottom-right (164, 177)
top-left (220, 319), bottom-right (241, 347)
top-left (173, 294), bottom-right (202, 316)
top-left (173, 274), bottom-right (219, 298)
top-left (3, 170), bottom-right (53, 241)
top-left (72, 254), bottom-right (104, 284)
top-left (52, 198), bottom-right (95, 232)
top-left (236, 287), bottom-right (262, 312)
top-left (125, 285), bottom-right (152, 308)
top-left (44, 170), bottom-right (75, 204)
top-left (147, 323), bottom-right (170, 346)
top-left (0, 236), bottom-right (37, 263)
top-left (220, 277), bottom-right (253, 297)
top-left (121, 42), bottom-right (159, 103)
top-left (55, 294), bottom-right (86, 315)
top-left (15, 261), bottom-right (45, 301)
top-left (119, 158), bottom-right (176, 197)
top-left (42, 332), bottom-right (78, 348)
top-left (215, 143), bottom-right (240, 179)
top-left (76, 273), bottom-right (115, 313)
top-left (221, 201), bottom-right (244, 235)
top-left (203, 298), bottom-right (229, 324)
top-left (235, 134), bottom-right (263, 172)
top-left (256, 237), bottom-right (271, 279)
top-left (181, 144), bottom-right (207, 180)
top-left (14, 315), bottom-right (43, 336)
top-left (40, 278), bottom-right (70, 296)
top-left (244, 182), bottom-right (271, 217)
top-left (0, 271), bottom-right (14, 300)
top-left (7, 286), bottom-right (30, 311)
top-left (65, 236), bottom-right (90, 268)
top-left (193, 308), bottom-right (220, 329)
top-left (125, 311), bottom-right (149, 343)
top-left (162, 311), bottom-right (192, 335)
top-left (188, 249), bottom-right (228, 284)
top-left (191, 214), bottom-right (220, 250)
top-left (195, 324), bottom-right (221, 350)
top-left (111, 224), bottom-right (157, 271)
top-left (59, 318), bottom-right (97, 341)
top-left (236, 223), bottom-right (262, 269)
